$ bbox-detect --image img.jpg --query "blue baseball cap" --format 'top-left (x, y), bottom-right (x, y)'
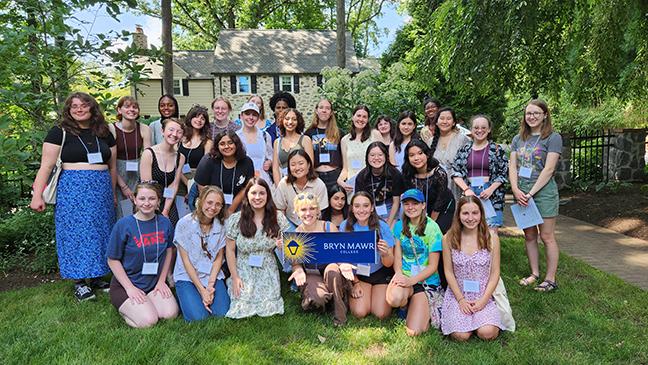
top-left (401, 188), bottom-right (425, 203)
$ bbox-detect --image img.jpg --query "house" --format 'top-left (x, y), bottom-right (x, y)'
top-left (131, 27), bottom-right (361, 120)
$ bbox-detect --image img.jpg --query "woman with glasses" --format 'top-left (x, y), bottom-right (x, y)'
top-left (509, 100), bottom-right (562, 293)
top-left (210, 97), bottom-right (240, 139)
top-left (173, 186), bottom-right (230, 321)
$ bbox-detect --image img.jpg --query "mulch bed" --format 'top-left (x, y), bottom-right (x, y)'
top-left (0, 270), bottom-right (60, 292)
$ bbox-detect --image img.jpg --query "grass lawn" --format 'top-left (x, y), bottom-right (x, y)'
top-left (0, 237), bottom-right (647, 364)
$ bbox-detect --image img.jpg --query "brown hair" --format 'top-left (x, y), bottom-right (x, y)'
top-left (401, 199), bottom-right (428, 238)
top-left (349, 105), bottom-right (372, 142)
top-left (116, 96), bottom-right (140, 121)
top-left (133, 182), bottom-right (162, 205)
top-left (211, 96), bottom-right (232, 111)
top-left (194, 186), bottom-right (227, 226)
top-left (239, 178), bottom-right (280, 239)
top-left (308, 99), bottom-right (340, 143)
top-left (469, 114), bottom-right (493, 140)
top-left (183, 105), bottom-right (210, 142)
top-left (278, 108), bottom-right (305, 136)
top-left (60, 92), bottom-right (110, 137)
top-left (445, 196), bottom-right (491, 251)
top-left (345, 191), bottom-right (381, 236)
top-left (520, 99), bottom-right (553, 141)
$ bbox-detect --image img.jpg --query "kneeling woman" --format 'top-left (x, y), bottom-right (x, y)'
top-left (107, 182), bottom-right (179, 328)
top-left (174, 186), bottom-right (230, 321)
top-left (441, 196), bottom-right (504, 341)
top-left (225, 178), bottom-right (290, 318)
top-left (289, 192), bottom-right (354, 326)
top-left (341, 192), bottom-right (395, 320)
top-left (387, 189), bottom-right (443, 336)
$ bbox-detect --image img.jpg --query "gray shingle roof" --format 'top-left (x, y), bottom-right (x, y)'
top-left (174, 50), bottom-right (215, 78)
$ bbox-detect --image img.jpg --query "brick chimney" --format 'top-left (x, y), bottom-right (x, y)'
top-left (132, 25), bottom-right (148, 50)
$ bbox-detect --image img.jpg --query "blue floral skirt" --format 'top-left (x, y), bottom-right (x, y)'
top-left (55, 170), bottom-right (115, 279)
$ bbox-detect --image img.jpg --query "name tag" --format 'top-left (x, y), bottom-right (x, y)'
top-left (87, 152), bottom-right (103, 164)
top-left (175, 196), bottom-right (191, 218)
top-left (126, 161), bottom-right (139, 172)
top-left (351, 160), bottom-right (362, 170)
top-left (142, 262), bottom-right (159, 275)
top-left (319, 152), bottom-right (330, 163)
top-left (281, 167), bottom-right (288, 176)
top-left (469, 176), bottom-right (486, 187)
top-left (375, 204), bottom-right (388, 216)
top-left (197, 260), bottom-right (213, 274)
top-left (163, 187), bottom-right (174, 199)
top-left (356, 264), bottom-right (371, 277)
top-left (182, 163), bottom-right (191, 174)
top-left (519, 166), bottom-right (532, 178)
top-left (224, 193), bottom-right (233, 205)
top-left (325, 143), bottom-right (338, 151)
top-left (411, 264), bottom-right (425, 277)
top-left (248, 255), bottom-right (264, 267)
top-left (463, 279), bottom-right (480, 293)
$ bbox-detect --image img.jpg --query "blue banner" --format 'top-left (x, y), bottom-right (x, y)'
top-left (282, 231), bottom-right (377, 265)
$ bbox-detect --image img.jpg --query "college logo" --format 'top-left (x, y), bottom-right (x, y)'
top-left (282, 232), bottom-right (317, 264)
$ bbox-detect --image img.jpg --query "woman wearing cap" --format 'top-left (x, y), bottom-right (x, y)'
top-left (236, 101), bottom-right (273, 184)
top-left (234, 95), bottom-right (273, 132)
top-left (305, 98), bottom-right (343, 190)
top-left (272, 108), bottom-right (314, 184)
top-left (387, 188), bottom-right (443, 336)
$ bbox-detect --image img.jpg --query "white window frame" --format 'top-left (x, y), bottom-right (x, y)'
top-left (237, 75), bottom-right (251, 94)
top-left (280, 75), bottom-right (294, 92)
top-left (172, 79), bottom-right (183, 96)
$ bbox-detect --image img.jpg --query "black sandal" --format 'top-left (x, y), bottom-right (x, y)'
top-left (534, 280), bottom-right (558, 292)
top-left (519, 274), bottom-right (539, 286)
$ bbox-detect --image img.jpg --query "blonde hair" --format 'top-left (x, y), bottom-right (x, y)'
top-left (308, 99), bottom-right (340, 142)
top-left (292, 192), bottom-right (320, 216)
top-left (194, 186), bottom-right (227, 225)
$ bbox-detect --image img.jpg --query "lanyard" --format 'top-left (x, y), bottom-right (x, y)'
top-left (159, 151), bottom-right (177, 188)
top-left (77, 135), bottom-right (100, 155)
top-left (134, 215), bottom-right (160, 263)
top-left (470, 144), bottom-right (488, 176)
top-left (120, 123), bottom-right (138, 161)
top-left (370, 173), bottom-right (386, 203)
top-left (220, 161), bottom-right (237, 195)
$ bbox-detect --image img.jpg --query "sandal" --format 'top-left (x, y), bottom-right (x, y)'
top-left (534, 280), bottom-right (558, 292)
top-left (519, 274), bottom-right (539, 286)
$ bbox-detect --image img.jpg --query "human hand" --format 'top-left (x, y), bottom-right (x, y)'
top-left (377, 239), bottom-right (390, 257)
top-left (126, 285), bottom-right (148, 304)
top-left (351, 283), bottom-right (363, 299)
top-left (121, 185), bottom-right (134, 201)
top-left (338, 263), bottom-right (356, 281)
top-left (154, 281), bottom-right (173, 298)
top-left (288, 268), bottom-right (306, 287)
top-left (162, 209), bottom-right (170, 217)
top-left (512, 188), bottom-right (528, 206)
top-left (29, 196), bottom-right (46, 212)
top-left (338, 180), bottom-right (354, 193)
top-left (391, 272), bottom-right (411, 287)
top-left (231, 275), bottom-right (243, 298)
top-left (464, 188), bottom-right (475, 197)
top-left (458, 298), bottom-right (473, 314)
top-left (479, 187), bottom-right (494, 200)
top-left (468, 298), bottom-right (487, 312)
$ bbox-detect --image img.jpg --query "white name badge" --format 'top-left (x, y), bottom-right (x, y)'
top-left (519, 166), bottom-right (533, 178)
top-left (356, 264), bottom-right (371, 277)
top-left (87, 152), bottom-right (103, 164)
top-left (281, 167), bottom-right (288, 176)
top-left (182, 163), bottom-right (191, 174)
top-left (375, 204), bottom-right (388, 216)
top-left (197, 260), bottom-right (213, 274)
top-left (126, 161), bottom-right (139, 172)
top-left (163, 187), bottom-right (174, 199)
top-left (319, 152), bottom-right (330, 163)
top-left (411, 264), bottom-right (425, 276)
top-left (463, 279), bottom-right (480, 293)
top-left (469, 176), bottom-right (486, 187)
top-left (224, 193), bottom-right (233, 205)
top-left (351, 160), bottom-right (363, 170)
top-left (248, 255), bottom-right (264, 267)
top-left (142, 262), bottom-right (159, 275)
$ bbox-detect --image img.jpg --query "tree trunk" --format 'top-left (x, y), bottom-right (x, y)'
top-left (26, 7), bottom-right (44, 125)
top-left (161, 0), bottom-right (174, 95)
top-left (336, 0), bottom-right (346, 68)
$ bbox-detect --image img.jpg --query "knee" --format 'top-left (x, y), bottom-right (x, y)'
top-left (157, 302), bottom-right (179, 320)
top-left (131, 311), bottom-right (159, 329)
top-left (476, 326), bottom-right (499, 341)
top-left (350, 305), bottom-right (370, 319)
top-left (406, 324), bottom-right (428, 337)
top-left (372, 306), bottom-right (391, 320)
top-left (539, 232), bottom-right (556, 245)
top-left (450, 332), bottom-right (472, 342)
top-left (386, 290), bottom-right (407, 308)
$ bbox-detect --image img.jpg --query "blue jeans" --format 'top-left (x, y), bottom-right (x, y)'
top-left (175, 279), bottom-right (230, 322)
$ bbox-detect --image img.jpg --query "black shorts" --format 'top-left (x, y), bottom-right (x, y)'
top-left (109, 277), bottom-right (153, 309)
top-left (413, 283), bottom-right (425, 294)
top-left (357, 265), bottom-right (394, 285)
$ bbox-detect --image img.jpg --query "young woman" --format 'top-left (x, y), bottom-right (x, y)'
top-left (267, 91), bottom-right (297, 143)
top-left (389, 111), bottom-right (419, 171)
top-left (420, 98), bottom-right (440, 146)
top-left (321, 185), bottom-right (349, 228)
top-left (194, 131), bottom-right (255, 215)
top-left (149, 94), bottom-right (179, 145)
top-left (107, 182), bottom-right (179, 328)
top-left (236, 102), bottom-right (273, 184)
top-left (274, 149), bottom-right (328, 226)
top-left (402, 139), bottom-right (455, 234)
top-left (109, 96), bottom-right (152, 219)
top-left (429, 107), bottom-right (470, 201)
top-left (387, 189), bottom-right (443, 336)
top-left (140, 118), bottom-right (186, 227)
top-left (305, 99), bottom-right (343, 190)
top-left (225, 178), bottom-right (290, 318)
top-left (288, 192), bottom-right (354, 326)
top-left (509, 99), bottom-right (562, 292)
top-left (174, 186), bottom-right (230, 321)
top-left (210, 97), bottom-right (240, 139)
top-left (341, 192), bottom-right (395, 320)
top-left (272, 108), bottom-right (314, 184)
top-left (30, 92), bottom-right (117, 301)
top-left (180, 105), bottom-right (213, 211)
top-left (234, 95), bottom-right (273, 131)
top-left (374, 115), bottom-right (394, 146)
top-left (354, 141), bottom-right (404, 227)
top-left (338, 105), bottom-right (382, 193)
top-left (441, 196), bottom-right (503, 341)
top-left (451, 115), bottom-right (508, 234)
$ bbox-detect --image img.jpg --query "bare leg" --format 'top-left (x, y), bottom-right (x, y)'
top-left (539, 218), bottom-right (559, 282)
top-left (405, 292), bottom-right (430, 336)
top-left (370, 284), bottom-right (391, 320)
top-left (386, 282), bottom-right (412, 308)
top-left (349, 281), bottom-right (372, 319)
top-left (118, 299), bottom-right (159, 328)
top-left (476, 325), bottom-right (500, 341)
top-left (450, 332), bottom-right (472, 341)
top-left (523, 226), bottom-right (540, 280)
top-left (148, 290), bottom-right (179, 320)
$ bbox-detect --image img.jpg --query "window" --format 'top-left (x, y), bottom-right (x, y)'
top-left (237, 75), bottom-right (251, 94)
top-left (280, 75), bottom-right (294, 92)
top-left (173, 79), bottom-right (182, 95)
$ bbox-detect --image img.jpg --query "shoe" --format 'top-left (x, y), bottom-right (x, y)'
top-left (89, 279), bottom-right (110, 293)
top-left (397, 307), bottom-right (408, 320)
top-left (519, 274), bottom-right (539, 286)
top-left (534, 280), bottom-right (558, 292)
top-left (74, 284), bottom-right (96, 302)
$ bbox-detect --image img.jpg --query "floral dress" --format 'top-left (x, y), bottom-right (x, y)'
top-left (225, 211), bottom-right (290, 318)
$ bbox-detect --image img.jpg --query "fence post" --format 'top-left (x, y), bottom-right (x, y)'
top-left (609, 128), bottom-right (647, 181)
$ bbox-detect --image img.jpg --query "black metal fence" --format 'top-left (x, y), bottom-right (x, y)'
top-left (570, 130), bottom-right (615, 182)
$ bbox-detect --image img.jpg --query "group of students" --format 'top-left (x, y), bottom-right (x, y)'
top-left (29, 91), bottom-right (562, 340)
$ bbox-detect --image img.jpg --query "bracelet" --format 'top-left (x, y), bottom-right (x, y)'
top-left (458, 297), bottom-right (466, 303)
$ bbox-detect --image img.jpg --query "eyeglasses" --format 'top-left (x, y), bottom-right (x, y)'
top-left (297, 193), bottom-right (315, 200)
top-left (200, 235), bottom-right (213, 261)
top-left (525, 112), bottom-right (544, 118)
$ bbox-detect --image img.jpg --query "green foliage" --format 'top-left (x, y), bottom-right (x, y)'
top-left (639, 184), bottom-right (648, 195)
top-left (0, 207), bottom-right (57, 274)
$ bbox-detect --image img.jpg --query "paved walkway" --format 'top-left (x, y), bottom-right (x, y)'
top-left (500, 195), bottom-right (648, 290)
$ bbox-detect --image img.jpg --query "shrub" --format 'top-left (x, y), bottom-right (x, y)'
top-left (0, 207), bottom-right (57, 274)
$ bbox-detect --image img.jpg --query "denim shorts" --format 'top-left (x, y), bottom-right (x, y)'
top-left (471, 182), bottom-right (504, 227)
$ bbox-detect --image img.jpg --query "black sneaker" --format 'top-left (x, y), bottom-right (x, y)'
top-left (89, 279), bottom-right (110, 293)
top-left (74, 284), bottom-right (96, 302)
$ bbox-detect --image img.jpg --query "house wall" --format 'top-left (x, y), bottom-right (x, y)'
top-left (133, 79), bottom-right (215, 119)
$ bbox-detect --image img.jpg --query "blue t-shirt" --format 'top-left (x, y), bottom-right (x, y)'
top-left (340, 219), bottom-right (395, 274)
top-left (393, 217), bottom-right (443, 286)
top-left (107, 215), bottom-right (175, 292)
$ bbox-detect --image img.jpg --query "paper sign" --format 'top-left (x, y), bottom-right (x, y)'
top-left (510, 197), bottom-right (544, 229)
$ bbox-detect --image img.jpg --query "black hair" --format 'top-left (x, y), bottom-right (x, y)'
top-left (429, 107), bottom-right (457, 156)
top-left (269, 91), bottom-right (297, 111)
top-left (393, 111), bottom-right (419, 153)
top-left (401, 139), bottom-right (440, 180)
top-left (321, 184), bottom-right (349, 221)
top-left (158, 94), bottom-right (179, 118)
top-left (210, 130), bottom-right (247, 161)
top-left (286, 149), bottom-right (317, 184)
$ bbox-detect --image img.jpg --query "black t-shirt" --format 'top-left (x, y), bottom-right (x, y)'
top-left (44, 126), bottom-right (116, 165)
top-left (355, 167), bottom-right (405, 205)
top-left (178, 141), bottom-right (206, 168)
top-left (194, 155), bottom-right (254, 196)
top-left (304, 127), bottom-right (342, 168)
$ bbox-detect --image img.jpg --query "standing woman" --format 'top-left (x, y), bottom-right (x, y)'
top-left (272, 108), bottom-right (314, 184)
top-left (30, 92), bottom-right (117, 301)
top-left (180, 105), bottom-right (213, 211)
top-left (107, 182), bottom-right (178, 328)
top-left (354, 141), bottom-right (404, 227)
top-left (194, 131), bottom-right (254, 215)
top-left (389, 111), bottom-right (419, 171)
top-left (140, 118), bottom-right (186, 227)
top-left (374, 115), bottom-right (394, 146)
top-left (387, 189), bottom-right (443, 336)
top-left (225, 178), bottom-right (291, 318)
top-left (305, 99), bottom-right (343, 190)
top-left (321, 185), bottom-right (349, 228)
top-left (420, 98), bottom-right (440, 146)
top-left (402, 139), bottom-right (455, 234)
top-left (341, 192), bottom-right (395, 320)
top-left (109, 96), bottom-right (152, 219)
top-left (210, 97), bottom-right (240, 140)
top-left (236, 102), bottom-right (273, 184)
top-left (429, 107), bottom-right (470, 200)
top-left (149, 94), bottom-right (179, 145)
top-left (509, 99), bottom-right (562, 292)
top-left (267, 91), bottom-right (297, 143)
top-left (337, 105), bottom-right (382, 193)
top-left (174, 186), bottom-right (230, 321)
top-left (234, 95), bottom-right (273, 131)
top-left (441, 196), bottom-right (504, 341)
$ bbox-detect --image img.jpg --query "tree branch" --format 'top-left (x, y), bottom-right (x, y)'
top-left (176, 0), bottom-right (217, 38)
